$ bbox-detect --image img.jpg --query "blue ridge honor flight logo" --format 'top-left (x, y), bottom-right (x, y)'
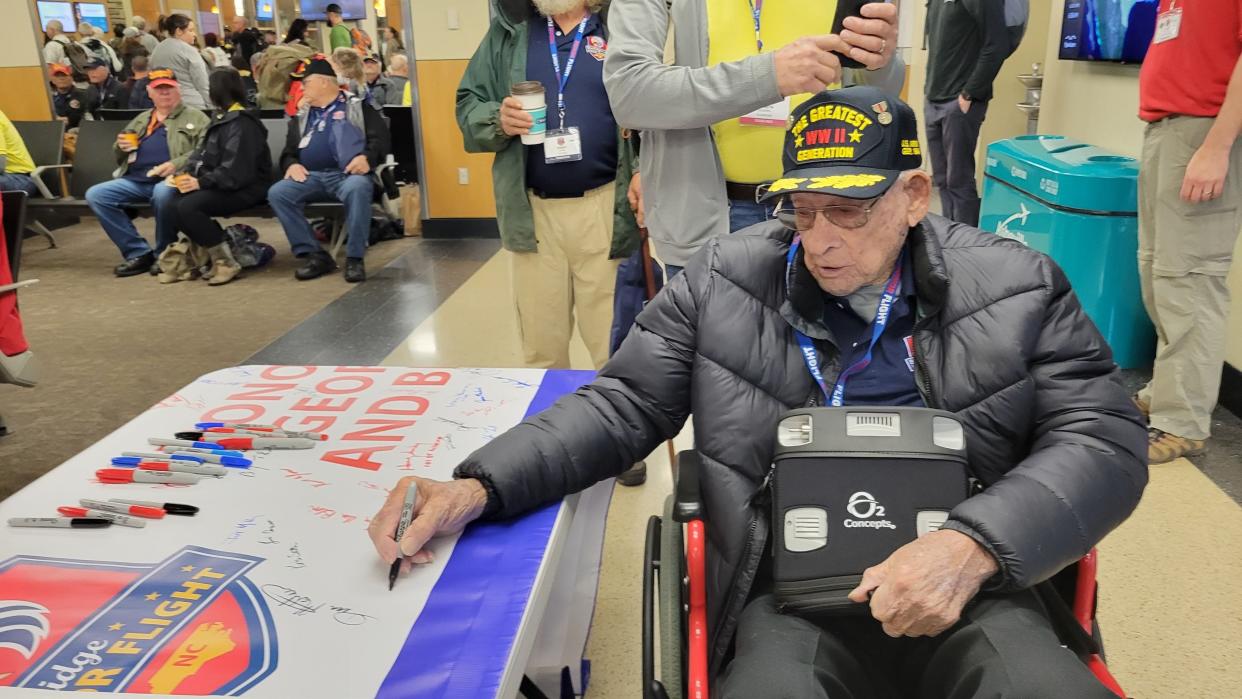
top-left (0, 546), bottom-right (277, 694)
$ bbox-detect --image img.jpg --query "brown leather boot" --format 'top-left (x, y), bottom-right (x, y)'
top-left (206, 243), bottom-right (242, 286)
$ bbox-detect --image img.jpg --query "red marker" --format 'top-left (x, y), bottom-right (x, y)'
top-left (207, 436), bottom-right (316, 451)
top-left (96, 468), bottom-right (201, 485)
top-left (80, 498), bottom-right (166, 518)
top-left (203, 426), bottom-right (328, 441)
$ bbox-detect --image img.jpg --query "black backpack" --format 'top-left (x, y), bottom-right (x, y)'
top-left (62, 42), bottom-right (93, 80)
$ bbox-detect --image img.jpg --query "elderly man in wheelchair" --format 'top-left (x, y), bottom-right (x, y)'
top-left (369, 87), bottom-right (1148, 698)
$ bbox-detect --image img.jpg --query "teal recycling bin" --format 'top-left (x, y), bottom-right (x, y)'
top-left (979, 135), bottom-right (1154, 368)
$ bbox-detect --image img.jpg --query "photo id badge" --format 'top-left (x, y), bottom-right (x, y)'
top-left (1154, 7), bottom-right (1181, 43)
top-left (544, 127), bottom-right (583, 163)
top-left (739, 97), bottom-right (791, 127)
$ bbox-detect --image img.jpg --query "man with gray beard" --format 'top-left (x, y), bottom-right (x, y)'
top-left (457, 0), bottom-right (639, 373)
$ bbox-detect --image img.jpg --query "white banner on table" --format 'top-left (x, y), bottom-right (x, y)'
top-left (0, 366), bottom-right (552, 697)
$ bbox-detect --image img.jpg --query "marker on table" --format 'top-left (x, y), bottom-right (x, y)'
top-left (205, 436), bottom-right (317, 451)
top-left (167, 446), bottom-right (246, 458)
top-left (81, 499), bottom-right (166, 518)
top-left (109, 499), bottom-right (198, 516)
top-left (170, 451), bottom-right (252, 468)
top-left (58, 507), bottom-right (147, 528)
top-left (96, 468), bottom-right (201, 485)
top-left (200, 426), bottom-right (329, 441)
top-left (149, 437), bottom-right (230, 451)
top-left (9, 517), bottom-right (111, 529)
top-left (121, 451), bottom-right (204, 463)
top-left (389, 483), bottom-right (419, 591)
top-left (112, 458), bottom-right (227, 477)
top-left (135, 461), bottom-right (227, 478)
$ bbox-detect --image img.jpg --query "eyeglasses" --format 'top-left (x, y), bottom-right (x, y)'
top-left (774, 196), bottom-right (884, 231)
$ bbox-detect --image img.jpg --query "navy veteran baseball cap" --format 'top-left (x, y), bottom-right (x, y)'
top-left (760, 86), bottom-right (922, 201)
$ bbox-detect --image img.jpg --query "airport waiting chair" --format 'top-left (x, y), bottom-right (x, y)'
top-left (11, 120), bottom-right (69, 247)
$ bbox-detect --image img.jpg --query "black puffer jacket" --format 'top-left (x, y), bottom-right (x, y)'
top-left (185, 108), bottom-right (271, 192)
top-left (456, 215), bottom-right (1148, 674)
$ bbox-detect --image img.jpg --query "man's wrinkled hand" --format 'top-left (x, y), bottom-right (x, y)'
top-left (149, 161), bottom-right (176, 178)
top-left (345, 154), bottom-right (370, 175)
top-left (500, 96), bottom-right (534, 137)
top-left (368, 476), bottom-right (489, 574)
top-left (285, 163), bottom-right (309, 182)
top-left (847, 529), bottom-right (999, 638)
top-left (628, 171), bottom-right (644, 227)
top-left (774, 35), bottom-right (846, 97)
top-left (841, 2), bottom-right (898, 71)
top-left (1181, 143), bottom-right (1230, 203)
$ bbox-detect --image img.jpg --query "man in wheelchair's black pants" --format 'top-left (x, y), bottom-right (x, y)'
top-left (722, 590), bottom-right (1117, 698)
top-left (367, 86), bottom-right (1148, 697)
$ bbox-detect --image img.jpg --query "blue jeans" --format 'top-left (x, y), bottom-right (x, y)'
top-left (268, 171), bottom-right (373, 260)
top-left (85, 178), bottom-right (179, 260)
top-left (665, 198), bottom-right (776, 279)
top-left (0, 173), bottom-right (38, 196)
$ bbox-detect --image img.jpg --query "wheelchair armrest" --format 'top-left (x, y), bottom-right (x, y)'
top-left (673, 450), bottom-right (704, 523)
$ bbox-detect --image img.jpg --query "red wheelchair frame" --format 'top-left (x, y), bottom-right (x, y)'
top-left (642, 452), bottom-right (1128, 699)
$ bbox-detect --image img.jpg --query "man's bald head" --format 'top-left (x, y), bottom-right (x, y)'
top-left (387, 54), bottom-right (408, 76)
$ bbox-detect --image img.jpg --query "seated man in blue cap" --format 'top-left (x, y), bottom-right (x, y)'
top-left (268, 54), bottom-right (390, 283)
top-left (368, 85), bottom-right (1147, 697)
top-left (84, 56), bottom-right (130, 117)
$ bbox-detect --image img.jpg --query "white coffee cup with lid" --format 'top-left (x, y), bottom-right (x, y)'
top-left (511, 81), bottom-right (547, 145)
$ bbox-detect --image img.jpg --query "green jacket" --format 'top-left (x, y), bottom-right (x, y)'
top-left (112, 103), bottom-right (211, 178)
top-left (456, 0), bottom-right (638, 258)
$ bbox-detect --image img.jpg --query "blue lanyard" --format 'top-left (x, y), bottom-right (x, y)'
top-left (786, 237), bottom-right (904, 407)
top-left (747, 0), bottom-right (764, 52)
top-left (547, 16), bottom-right (589, 128)
top-left (308, 100), bottom-right (339, 135)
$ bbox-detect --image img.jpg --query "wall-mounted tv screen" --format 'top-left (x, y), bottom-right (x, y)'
top-left (1059, 0), bottom-right (1158, 63)
top-left (37, 0), bottom-right (76, 32)
top-left (256, 1), bottom-right (274, 20)
top-left (76, 2), bottom-right (108, 29)
top-left (299, 0), bottom-right (366, 21)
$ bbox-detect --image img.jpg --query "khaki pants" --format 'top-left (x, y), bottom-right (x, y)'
top-left (1137, 116), bottom-right (1242, 440)
top-left (509, 182), bottom-right (621, 370)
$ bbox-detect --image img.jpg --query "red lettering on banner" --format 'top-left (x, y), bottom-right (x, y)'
top-left (368, 395), bottom-right (429, 416)
top-left (322, 446), bottom-right (394, 471)
top-left (393, 371), bottom-right (451, 387)
top-left (260, 366), bottom-right (317, 380)
top-left (273, 415), bottom-right (339, 433)
top-left (334, 366), bottom-right (387, 373)
top-left (292, 396), bottom-right (357, 412)
top-left (200, 405), bottom-right (266, 423)
top-left (316, 376), bottom-right (375, 395)
top-left (226, 383), bottom-right (297, 401)
top-left (343, 418), bottom-right (417, 442)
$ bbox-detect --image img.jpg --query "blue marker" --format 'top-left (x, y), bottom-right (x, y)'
top-left (172, 451), bottom-right (252, 468)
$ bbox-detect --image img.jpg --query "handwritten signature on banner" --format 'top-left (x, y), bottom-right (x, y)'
top-left (260, 584), bottom-right (375, 626)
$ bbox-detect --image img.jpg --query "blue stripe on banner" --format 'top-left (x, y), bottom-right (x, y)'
top-left (375, 369), bottom-right (596, 699)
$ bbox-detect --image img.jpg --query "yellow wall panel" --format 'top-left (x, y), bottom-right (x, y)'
top-left (416, 59), bottom-right (496, 219)
top-left (0, 67), bottom-right (51, 121)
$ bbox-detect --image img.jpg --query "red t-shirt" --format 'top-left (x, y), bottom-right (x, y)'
top-left (1139, 0), bottom-right (1242, 121)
